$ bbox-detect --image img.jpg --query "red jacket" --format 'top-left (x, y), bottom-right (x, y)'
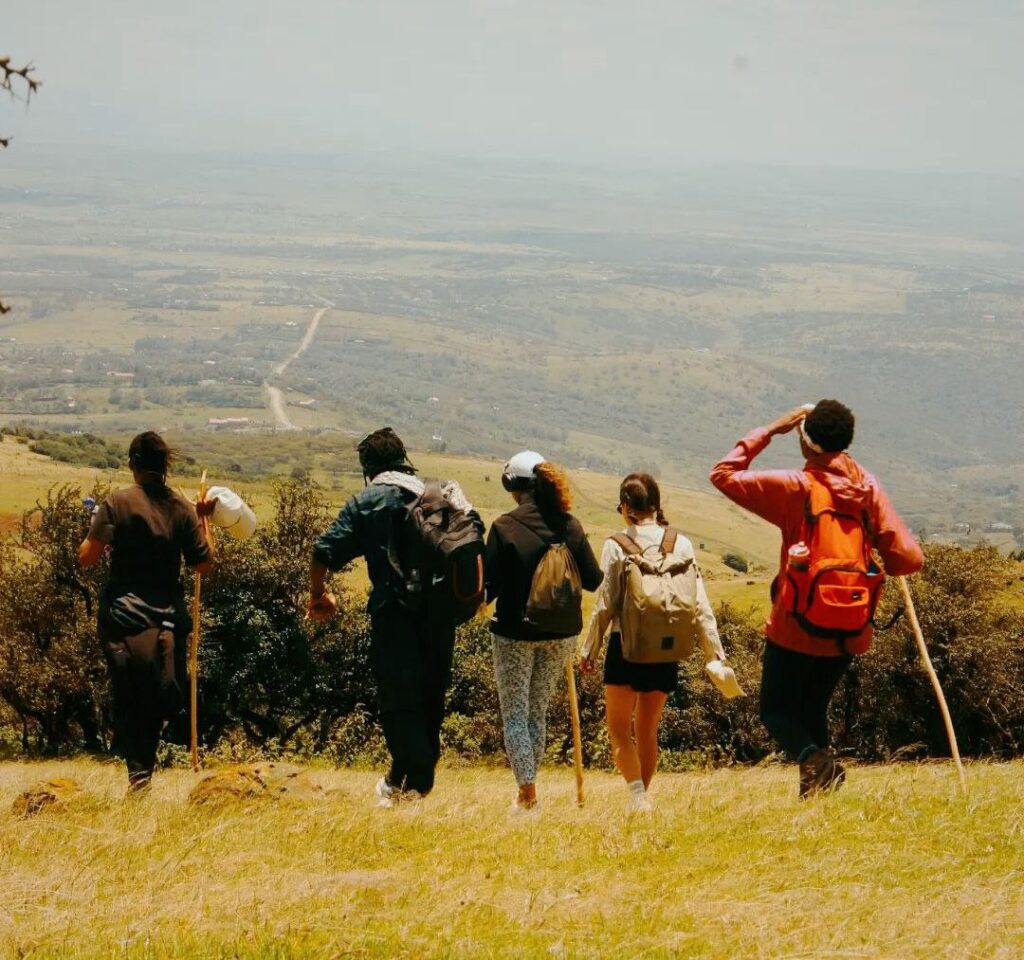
top-left (710, 427), bottom-right (924, 656)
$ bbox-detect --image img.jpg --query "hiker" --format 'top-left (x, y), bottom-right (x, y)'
top-left (78, 432), bottom-right (216, 791)
top-left (710, 400), bottom-right (923, 796)
top-left (308, 428), bottom-right (484, 807)
top-left (485, 452), bottom-right (602, 813)
top-left (580, 473), bottom-right (728, 812)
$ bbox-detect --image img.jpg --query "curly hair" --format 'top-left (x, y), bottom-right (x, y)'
top-left (804, 399), bottom-right (855, 453)
top-left (357, 427), bottom-right (415, 478)
top-left (619, 473), bottom-right (668, 526)
top-left (534, 462), bottom-right (573, 516)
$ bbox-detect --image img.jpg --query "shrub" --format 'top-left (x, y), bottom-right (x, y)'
top-left (834, 546), bottom-right (1024, 759)
top-left (722, 553), bottom-right (749, 573)
top-left (1, 486), bottom-right (1022, 769)
top-left (0, 483), bottom-right (110, 753)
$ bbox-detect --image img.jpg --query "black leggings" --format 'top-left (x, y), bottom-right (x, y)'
top-left (759, 640), bottom-right (851, 762)
top-left (102, 625), bottom-right (183, 787)
top-left (370, 606), bottom-right (455, 796)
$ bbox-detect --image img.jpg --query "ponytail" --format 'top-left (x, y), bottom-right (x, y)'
top-left (128, 431), bottom-right (176, 488)
top-left (619, 473), bottom-right (668, 526)
top-left (533, 462), bottom-right (573, 516)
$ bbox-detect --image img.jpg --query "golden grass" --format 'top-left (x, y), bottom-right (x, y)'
top-left (1, 759), bottom-right (1021, 959)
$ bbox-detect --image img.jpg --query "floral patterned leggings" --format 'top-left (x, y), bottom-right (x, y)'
top-left (491, 635), bottom-right (576, 786)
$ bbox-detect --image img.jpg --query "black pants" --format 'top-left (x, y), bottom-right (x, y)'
top-left (759, 640), bottom-right (851, 763)
top-left (102, 623), bottom-right (183, 787)
top-left (369, 606), bottom-right (456, 796)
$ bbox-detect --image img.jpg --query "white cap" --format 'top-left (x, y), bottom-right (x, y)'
top-left (503, 450), bottom-right (546, 481)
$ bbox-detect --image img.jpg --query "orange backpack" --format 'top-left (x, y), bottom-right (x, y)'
top-left (781, 474), bottom-right (885, 643)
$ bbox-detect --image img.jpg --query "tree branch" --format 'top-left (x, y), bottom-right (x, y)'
top-left (1, 56), bottom-right (42, 316)
top-left (0, 57), bottom-right (41, 114)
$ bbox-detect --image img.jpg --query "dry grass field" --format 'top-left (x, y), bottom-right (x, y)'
top-left (0, 760), bottom-right (1020, 959)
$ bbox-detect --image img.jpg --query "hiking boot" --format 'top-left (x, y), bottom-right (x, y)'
top-left (127, 773), bottom-right (153, 795)
top-left (799, 749), bottom-right (845, 798)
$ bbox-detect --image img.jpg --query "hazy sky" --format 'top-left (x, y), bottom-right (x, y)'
top-left (4, 0), bottom-right (1023, 172)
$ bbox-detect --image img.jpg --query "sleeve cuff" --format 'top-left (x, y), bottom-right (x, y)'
top-left (312, 542), bottom-right (339, 571)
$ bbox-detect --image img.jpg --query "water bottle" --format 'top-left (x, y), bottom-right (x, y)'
top-left (788, 541), bottom-right (811, 572)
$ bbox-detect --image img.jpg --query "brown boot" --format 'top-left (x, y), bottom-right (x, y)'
top-left (799, 749), bottom-right (845, 798)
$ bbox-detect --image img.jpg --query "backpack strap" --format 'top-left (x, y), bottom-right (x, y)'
top-left (804, 473), bottom-right (834, 523)
top-left (661, 528), bottom-right (679, 554)
top-left (509, 512), bottom-right (563, 546)
top-left (610, 532), bottom-right (642, 556)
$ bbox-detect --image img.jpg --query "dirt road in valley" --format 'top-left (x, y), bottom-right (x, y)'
top-left (265, 298), bottom-right (332, 430)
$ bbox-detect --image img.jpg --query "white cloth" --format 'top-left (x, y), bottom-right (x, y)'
top-left (580, 520), bottom-right (725, 663)
top-left (372, 471), bottom-right (475, 514)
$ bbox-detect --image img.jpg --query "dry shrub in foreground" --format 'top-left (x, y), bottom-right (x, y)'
top-left (11, 776), bottom-right (83, 817)
top-left (189, 762), bottom-right (324, 806)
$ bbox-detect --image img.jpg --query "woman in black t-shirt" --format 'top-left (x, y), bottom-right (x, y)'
top-left (78, 432), bottom-right (215, 791)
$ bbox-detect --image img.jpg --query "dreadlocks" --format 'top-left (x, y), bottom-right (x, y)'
top-left (357, 427), bottom-right (415, 480)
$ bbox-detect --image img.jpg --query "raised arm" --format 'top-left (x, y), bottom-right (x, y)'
top-left (709, 409), bottom-right (810, 528)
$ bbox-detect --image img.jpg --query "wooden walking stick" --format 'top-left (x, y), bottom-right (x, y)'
top-left (897, 575), bottom-right (967, 795)
top-left (566, 659), bottom-right (585, 808)
top-left (190, 470), bottom-right (209, 773)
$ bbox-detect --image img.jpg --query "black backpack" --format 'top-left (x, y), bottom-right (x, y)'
top-left (391, 482), bottom-right (485, 625)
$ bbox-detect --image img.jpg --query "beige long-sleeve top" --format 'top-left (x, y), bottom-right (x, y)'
top-left (580, 521), bottom-right (726, 663)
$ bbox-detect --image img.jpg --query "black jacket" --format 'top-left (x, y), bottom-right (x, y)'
top-left (313, 479), bottom-right (484, 614)
top-left (485, 495), bottom-right (603, 641)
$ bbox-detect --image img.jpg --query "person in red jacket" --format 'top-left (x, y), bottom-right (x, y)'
top-left (710, 400), bottom-right (924, 796)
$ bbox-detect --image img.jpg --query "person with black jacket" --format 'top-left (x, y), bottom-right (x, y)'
top-left (78, 432), bottom-right (216, 792)
top-left (308, 428), bottom-right (482, 807)
top-left (485, 451), bottom-right (602, 813)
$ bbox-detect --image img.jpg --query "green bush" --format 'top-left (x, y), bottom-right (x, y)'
top-left (722, 553), bottom-right (749, 573)
top-left (1, 482), bottom-right (1022, 768)
top-left (0, 483), bottom-right (111, 753)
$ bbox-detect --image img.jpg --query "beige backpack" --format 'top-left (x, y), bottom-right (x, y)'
top-left (612, 529), bottom-right (700, 663)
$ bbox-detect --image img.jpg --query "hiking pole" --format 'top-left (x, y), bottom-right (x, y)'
top-left (897, 575), bottom-right (967, 795)
top-left (190, 470), bottom-right (209, 773)
top-left (565, 660), bottom-right (585, 807)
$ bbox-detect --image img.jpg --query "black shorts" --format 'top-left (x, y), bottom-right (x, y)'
top-left (603, 633), bottom-right (678, 695)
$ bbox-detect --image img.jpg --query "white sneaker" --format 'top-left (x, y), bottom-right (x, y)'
top-left (375, 777), bottom-right (395, 809)
top-left (628, 791), bottom-right (654, 814)
top-left (376, 777), bottom-right (424, 809)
